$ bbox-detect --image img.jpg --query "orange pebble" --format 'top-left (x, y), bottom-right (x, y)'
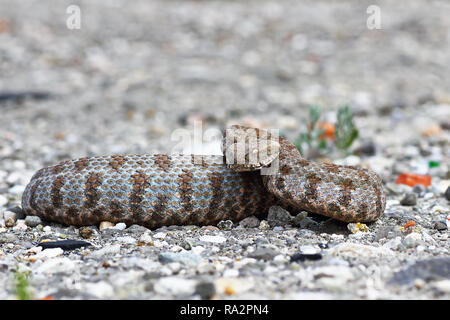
top-left (40, 295), bottom-right (54, 300)
top-left (224, 286), bottom-right (235, 295)
top-left (317, 122), bottom-right (335, 140)
top-left (395, 173), bottom-right (431, 187)
top-left (403, 220), bottom-right (416, 229)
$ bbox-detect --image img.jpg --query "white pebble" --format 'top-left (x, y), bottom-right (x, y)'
top-left (43, 226), bottom-right (52, 232)
top-left (154, 232), bottom-right (167, 239)
top-left (199, 235), bottom-right (227, 244)
top-left (84, 281), bottom-right (114, 298)
top-left (154, 277), bottom-right (196, 296)
top-left (113, 222), bottom-right (127, 230)
top-left (116, 236), bottom-right (136, 244)
top-left (223, 269), bottom-right (239, 278)
top-left (35, 257), bottom-right (77, 275)
top-left (35, 247), bottom-right (64, 260)
top-left (139, 232), bottom-right (153, 244)
top-left (99, 221), bottom-right (114, 231)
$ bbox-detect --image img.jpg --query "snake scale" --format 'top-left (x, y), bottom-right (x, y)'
top-left (22, 126), bottom-right (386, 228)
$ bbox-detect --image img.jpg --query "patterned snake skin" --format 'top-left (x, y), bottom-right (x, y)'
top-left (22, 126), bottom-right (385, 228)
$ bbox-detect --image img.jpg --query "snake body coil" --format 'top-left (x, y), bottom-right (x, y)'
top-left (22, 126), bottom-right (385, 228)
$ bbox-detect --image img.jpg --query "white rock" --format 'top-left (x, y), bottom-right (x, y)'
top-left (154, 232), bottom-right (167, 239)
top-left (35, 248), bottom-right (64, 260)
top-left (13, 219), bottom-right (27, 231)
top-left (43, 226), bottom-right (52, 232)
top-left (34, 257), bottom-right (77, 275)
top-left (403, 232), bottom-right (423, 248)
top-left (328, 242), bottom-right (394, 258)
top-left (139, 233), bottom-right (153, 244)
top-left (199, 235), bottom-right (227, 244)
top-left (91, 244), bottom-right (121, 258)
top-left (432, 280), bottom-right (450, 293)
top-left (154, 277), bottom-right (196, 296)
top-left (113, 222), bottom-right (127, 230)
top-left (116, 236), bottom-right (136, 244)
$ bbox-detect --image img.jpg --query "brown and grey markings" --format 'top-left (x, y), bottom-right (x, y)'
top-left (129, 170), bottom-right (148, 218)
top-left (74, 157), bottom-right (90, 171)
top-left (177, 169), bottom-right (194, 222)
top-left (84, 172), bottom-right (103, 209)
top-left (50, 175), bottom-right (65, 208)
top-left (153, 154), bottom-right (172, 172)
top-left (107, 155), bottom-right (126, 171)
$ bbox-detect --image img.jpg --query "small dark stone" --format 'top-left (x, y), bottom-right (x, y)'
top-left (290, 252), bottom-right (322, 263)
top-left (400, 193), bottom-right (417, 206)
top-left (38, 240), bottom-right (91, 251)
top-left (445, 186), bottom-right (450, 201)
top-left (354, 141), bottom-right (376, 156)
top-left (318, 243), bottom-right (329, 249)
top-left (433, 221), bottom-right (447, 231)
top-left (195, 282), bottom-right (216, 300)
top-left (412, 185), bottom-right (425, 197)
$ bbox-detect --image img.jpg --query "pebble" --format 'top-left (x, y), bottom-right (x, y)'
top-left (34, 247), bottom-right (64, 260)
top-left (433, 221), bottom-right (447, 231)
top-left (91, 244), bottom-right (121, 258)
top-left (402, 232), bottom-right (423, 248)
top-left (195, 281), bottom-right (216, 299)
top-left (138, 232), bottom-right (153, 244)
top-left (3, 211), bottom-right (16, 227)
top-left (79, 226), bottom-right (98, 239)
top-left (199, 235), bottom-right (227, 244)
top-left (99, 221), bottom-right (114, 231)
top-left (412, 185), bottom-right (426, 197)
top-left (238, 216), bottom-right (260, 228)
top-left (154, 277), bottom-right (196, 296)
top-left (158, 251), bottom-right (202, 266)
top-left (291, 211), bottom-right (308, 227)
top-left (267, 206), bottom-right (292, 227)
top-left (400, 193), bottom-right (417, 206)
top-left (84, 281), bottom-right (114, 298)
top-left (217, 220), bottom-right (233, 230)
top-left (112, 222), bottom-right (127, 230)
top-left (258, 220), bottom-right (270, 230)
top-left (445, 186), bottom-right (450, 201)
top-left (24, 215), bottom-right (42, 227)
top-left (248, 247), bottom-right (278, 260)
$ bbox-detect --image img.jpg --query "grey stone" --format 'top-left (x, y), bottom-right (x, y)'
top-left (400, 193), bottom-right (417, 206)
top-left (158, 251), bottom-right (202, 266)
top-left (195, 281), bottom-right (216, 299)
top-left (433, 221), bottom-right (447, 231)
top-left (24, 215), bottom-right (42, 227)
top-left (389, 257), bottom-right (450, 285)
top-left (248, 247), bottom-right (278, 260)
top-left (291, 211), bottom-right (308, 227)
top-left (239, 216), bottom-right (260, 228)
top-left (267, 206), bottom-right (292, 227)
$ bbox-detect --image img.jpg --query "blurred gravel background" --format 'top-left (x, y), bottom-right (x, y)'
top-left (0, 0), bottom-right (449, 300)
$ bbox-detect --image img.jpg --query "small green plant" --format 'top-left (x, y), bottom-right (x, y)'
top-left (334, 105), bottom-right (359, 154)
top-left (14, 270), bottom-right (32, 300)
top-left (294, 105), bottom-right (327, 156)
top-left (294, 105), bottom-right (359, 157)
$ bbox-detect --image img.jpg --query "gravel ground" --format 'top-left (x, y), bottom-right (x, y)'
top-left (0, 0), bottom-right (449, 300)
